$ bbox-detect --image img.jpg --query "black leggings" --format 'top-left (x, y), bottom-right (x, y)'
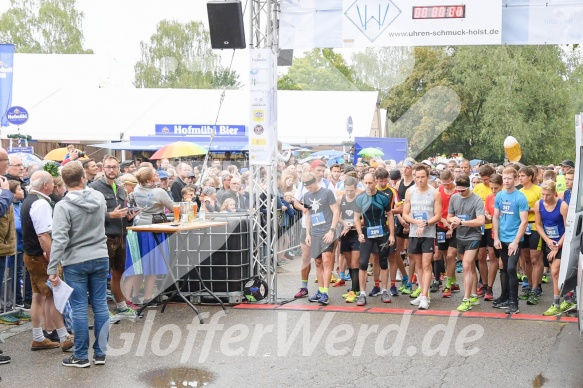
top-left (500, 242), bottom-right (520, 304)
top-left (359, 234), bottom-right (389, 271)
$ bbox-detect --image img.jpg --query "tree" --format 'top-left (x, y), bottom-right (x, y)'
top-left (0, 0), bottom-right (92, 53)
top-left (134, 20), bottom-right (240, 89)
top-left (277, 48), bottom-right (360, 91)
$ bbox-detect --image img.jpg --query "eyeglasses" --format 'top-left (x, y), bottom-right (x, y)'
top-left (9, 163), bottom-right (23, 167)
top-left (103, 166), bottom-right (119, 170)
top-left (456, 187), bottom-right (468, 192)
top-left (440, 181), bottom-right (454, 185)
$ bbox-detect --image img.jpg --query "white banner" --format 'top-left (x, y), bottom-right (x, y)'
top-left (249, 49), bottom-right (277, 166)
top-left (280, 0), bottom-right (502, 48)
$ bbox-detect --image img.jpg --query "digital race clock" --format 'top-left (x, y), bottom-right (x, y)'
top-left (412, 5), bottom-right (466, 19)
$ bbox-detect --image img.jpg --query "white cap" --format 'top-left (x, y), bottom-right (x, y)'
top-left (421, 160), bottom-right (432, 167)
top-left (436, 164), bottom-right (445, 171)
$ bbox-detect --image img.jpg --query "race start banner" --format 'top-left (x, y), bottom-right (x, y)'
top-left (0, 44), bottom-right (15, 127)
top-left (280, 0), bottom-right (502, 48)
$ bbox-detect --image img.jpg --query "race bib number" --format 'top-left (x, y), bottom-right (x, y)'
top-left (458, 214), bottom-right (470, 221)
top-left (413, 212), bottom-right (427, 221)
top-left (501, 201), bottom-right (514, 215)
top-left (544, 225), bottom-right (560, 239)
top-left (525, 223), bottom-right (532, 235)
top-left (367, 225), bottom-right (383, 238)
top-left (311, 212), bottom-right (325, 226)
top-left (437, 231), bottom-right (446, 243)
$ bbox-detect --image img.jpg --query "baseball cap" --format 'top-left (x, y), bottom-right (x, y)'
top-left (187, 171), bottom-right (196, 178)
top-left (421, 160), bottom-right (432, 167)
top-left (120, 160), bottom-right (134, 169)
top-left (310, 160), bottom-right (326, 169)
top-left (560, 160), bottom-right (575, 168)
top-left (436, 164), bottom-right (445, 171)
top-left (158, 170), bottom-right (169, 179)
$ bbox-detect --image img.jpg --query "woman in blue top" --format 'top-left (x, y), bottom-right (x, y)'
top-left (535, 180), bottom-right (569, 316)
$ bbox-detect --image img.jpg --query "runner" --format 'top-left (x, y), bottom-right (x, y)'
top-left (354, 173), bottom-right (395, 306)
top-left (447, 174), bottom-right (486, 312)
top-left (337, 177), bottom-right (361, 303)
top-left (558, 168), bottom-right (574, 205)
top-left (473, 164), bottom-right (495, 298)
top-left (492, 167), bottom-right (529, 314)
top-left (435, 170), bottom-right (459, 298)
top-left (518, 166), bottom-right (544, 305)
top-left (534, 181), bottom-right (571, 315)
top-left (483, 174), bottom-right (503, 302)
top-left (303, 172), bottom-right (339, 305)
top-left (396, 160), bottom-right (415, 295)
top-left (293, 160), bottom-right (336, 299)
top-left (402, 164), bottom-right (442, 310)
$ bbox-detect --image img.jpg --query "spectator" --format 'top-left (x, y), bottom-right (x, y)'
top-left (6, 154), bottom-right (27, 198)
top-left (22, 170), bottom-right (73, 352)
top-left (48, 161), bottom-right (110, 367)
top-left (201, 186), bottom-right (219, 212)
top-left (82, 159), bottom-right (99, 183)
top-left (217, 174), bottom-right (232, 203)
top-left (50, 176), bottom-right (66, 203)
top-left (120, 160), bottom-right (136, 174)
top-left (170, 163), bottom-right (192, 202)
top-left (220, 198), bottom-right (236, 212)
top-left (218, 177), bottom-right (247, 210)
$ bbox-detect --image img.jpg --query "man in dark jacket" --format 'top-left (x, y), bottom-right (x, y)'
top-left (89, 155), bottom-right (137, 319)
top-left (6, 154), bottom-right (27, 199)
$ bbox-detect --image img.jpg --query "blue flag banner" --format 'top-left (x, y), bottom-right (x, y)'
top-left (0, 44), bottom-right (15, 127)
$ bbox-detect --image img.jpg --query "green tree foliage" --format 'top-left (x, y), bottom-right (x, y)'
top-left (278, 48), bottom-right (361, 91)
top-left (383, 46), bottom-right (574, 164)
top-left (0, 0), bottom-right (92, 53)
top-left (134, 20), bottom-right (240, 89)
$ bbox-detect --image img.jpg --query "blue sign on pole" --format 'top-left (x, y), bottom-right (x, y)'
top-left (6, 106), bottom-right (28, 125)
top-left (0, 44), bottom-right (15, 127)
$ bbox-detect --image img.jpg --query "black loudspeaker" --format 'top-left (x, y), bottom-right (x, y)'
top-left (207, 1), bottom-right (246, 49)
top-left (278, 49), bottom-right (294, 66)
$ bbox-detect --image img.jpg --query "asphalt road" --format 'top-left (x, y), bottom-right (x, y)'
top-left (1, 257), bottom-right (582, 388)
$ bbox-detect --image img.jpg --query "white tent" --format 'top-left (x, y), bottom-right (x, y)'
top-left (6, 54), bottom-right (378, 145)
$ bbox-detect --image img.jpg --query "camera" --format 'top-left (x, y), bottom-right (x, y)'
top-left (76, 150), bottom-right (85, 157)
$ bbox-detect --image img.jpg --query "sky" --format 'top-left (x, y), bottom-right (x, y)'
top-left (0, 0), bottom-right (252, 86)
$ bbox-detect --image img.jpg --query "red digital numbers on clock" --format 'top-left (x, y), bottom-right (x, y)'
top-left (412, 5), bottom-right (465, 19)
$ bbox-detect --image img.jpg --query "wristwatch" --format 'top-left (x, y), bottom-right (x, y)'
top-left (330, 227), bottom-right (337, 233)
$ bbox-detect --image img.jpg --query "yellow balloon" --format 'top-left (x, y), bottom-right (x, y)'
top-left (504, 136), bottom-right (522, 162)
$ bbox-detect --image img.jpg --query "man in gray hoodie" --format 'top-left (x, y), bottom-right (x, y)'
top-left (48, 161), bottom-right (110, 368)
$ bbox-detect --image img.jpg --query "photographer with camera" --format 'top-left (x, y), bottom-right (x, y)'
top-left (61, 148), bottom-right (85, 165)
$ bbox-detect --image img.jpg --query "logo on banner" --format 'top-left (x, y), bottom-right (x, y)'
top-left (6, 106), bottom-right (28, 125)
top-left (254, 125), bottom-right (264, 135)
top-left (253, 110), bottom-right (265, 122)
top-left (0, 60), bottom-right (13, 79)
top-left (345, 0), bottom-right (402, 42)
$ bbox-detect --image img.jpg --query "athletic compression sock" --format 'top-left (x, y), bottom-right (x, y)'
top-left (302, 280), bottom-right (308, 289)
top-left (433, 260), bottom-right (441, 282)
top-left (500, 269), bottom-right (509, 300)
top-left (554, 295), bottom-right (560, 308)
top-left (351, 268), bottom-right (360, 293)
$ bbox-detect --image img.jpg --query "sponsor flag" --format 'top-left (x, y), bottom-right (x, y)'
top-left (0, 44), bottom-right (15, 127)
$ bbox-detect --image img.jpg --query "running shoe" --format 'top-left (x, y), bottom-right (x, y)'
top-left (396, 270), bottom-right (402, 282)
top-left (330, 273), bottom-right (339, 283)
top-left (484, 289), bottom-right (494, 301)
top-left (543, 305), bottom-right (562, 316)
top-left (476, 285), bottom-right (486, 297)
top-left (410, 287), bottom-right (422, 299)
top-left (294, 288), bottom-right (309, 299)
top-left (518, 288), bottom-right (532, 300)
top-left (390, 286), bottom-right (399, 296)
top-left (450, 283), bottom-right (461, 293)
top-left (522, 277), bottom-right (529, 289)
top-left (401, 275), bottom-right (409, 285)
top-left (429, 281), bottom-right (440, 293)
top-left (318, 292), bottom-right (329, 305)
top-left (541, 274), bottom-right (549, 284)
top-left (341, 289), bottom-right (352, 298)
top-left (114, 306), bottom-right (137, 319)
top-left (411, 274), bottom-right (418, 284)
top-left (535, 285), bottom-right (543, 296)
top-left (505, 303), bottom-right (519, 315)
top-left (469, 295), bottom-right (480, 305)
top-left (381, 290), bottom-right (391, 303)
top-left (127, 300), bottom-right (141, 310)
top-left (0, 315), bottom-right (20, 325)
top-left (62, 355), bottom-right (90, 368)
top-left (344, 273), bottom-right (351, 281)
top-left (401, 285), bottom-right (413, 295)
top-left (93, 355), bottom-right (106, 365)
top-left (308, 291), bottom-right (323, 302)
top-left (418, 296), bottom-right (430, 310)
top-left (527, 293), bottom-right (539, 305)
top-left (333, 279), bottom-right (346, 287)
top-left (368, 286), bottom-right (382, 297)
top-left (345, 291), bottom-right (358, 303)
top-left (457, 299), bottom-right (472, 312)
top-left (410, 294), bottom-right (423, 306)
top-left (356, 293), bottom-right (367, 306)
top-left (367, 267), bottom-right (374, 277)
top-left (14, 302), bottom-right (31, 311)
top-left (495, 300), bottom-right (510, 309)
top-left (442, 287), bottom-right (452, 298)
top-left (12, 310), bottom-right (31, 321)
top-left (109, 311), bottom-right (120, 325)
top-left (397, 283), bottom-right (407, 292)
top-left (560, 300), bottom-right (576, 313)
top-left (455, 261), bottom-right (463, 273)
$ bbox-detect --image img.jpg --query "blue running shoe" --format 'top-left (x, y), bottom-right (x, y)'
top-left (390, 286), bottom-right (399, 296)
top-left (308, 291), bottom-right (322, 302)
top-left (368, 286), bottom-right (382, 297)
top-left (318, 292), bottom-right (329, 305)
